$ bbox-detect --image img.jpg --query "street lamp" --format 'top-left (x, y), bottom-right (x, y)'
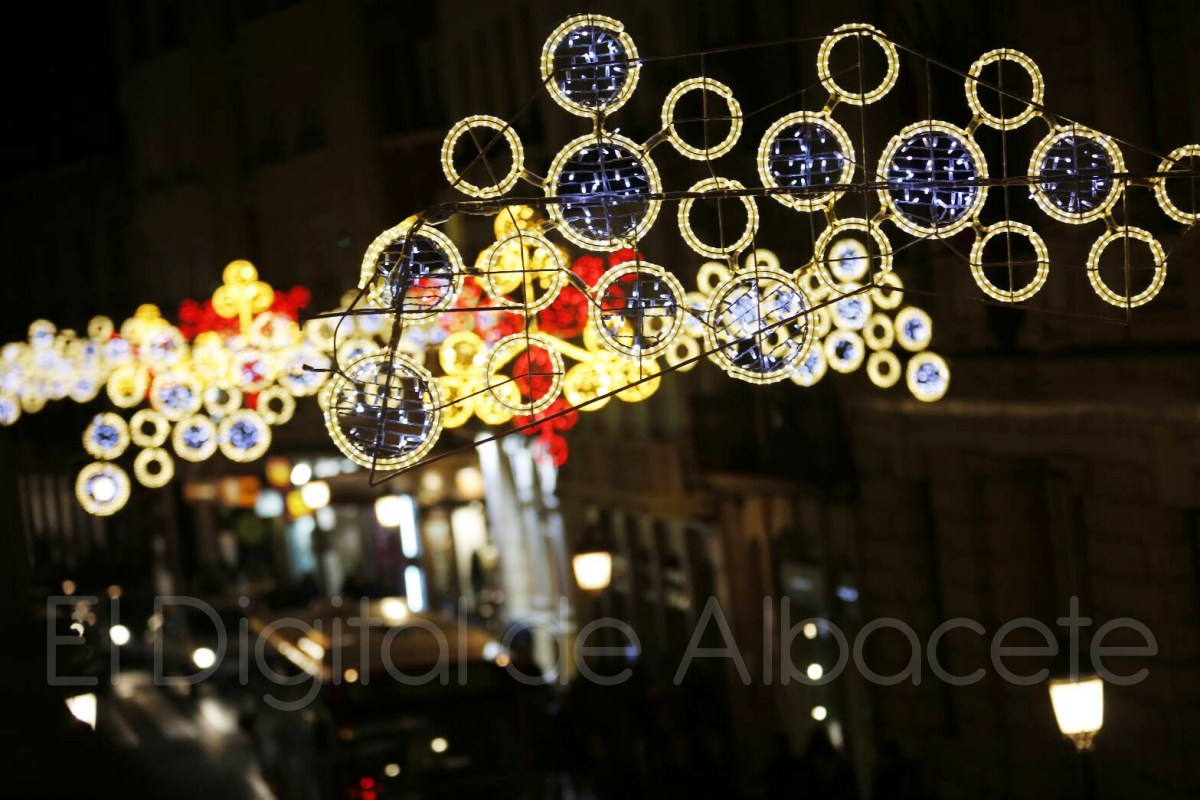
top-left (1049, 674), bottom-right (1104, 752)
top-left (572, 509), bottom-right (611, 592)
top-left (572, 550), bottom-right (612, 592)
top-left (1049, 659), bottom-right (1104, 800)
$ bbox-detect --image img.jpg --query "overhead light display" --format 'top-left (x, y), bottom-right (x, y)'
top-left (3, 14), bottom-right (1197, 505)
top-left (0, 262), bottom-right (357, 513)
top-left (319, 13), bottom-right (1196, 482)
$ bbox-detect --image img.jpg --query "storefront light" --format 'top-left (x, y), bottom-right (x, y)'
top-left (300, 479), bottom-right (330, 510)
top-left (254, 488), bottom-right (285, 518)
top-left (375, 494), bottom-right (405, 528)
top-left (290, 462), bottom-right (312, 486)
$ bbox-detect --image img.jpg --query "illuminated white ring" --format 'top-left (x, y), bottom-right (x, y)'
top-left (480, 231), bottom-right (567, 313)
top-left (76, 462), bottom-right (131, 517)
top-left (1154, 145), bottom-right (1200, 225)
top-left (825, 330), bottom-right (866, 373)
top-left (484, 333), bottom-right (565, 414)
top-left (661, 77), bottom-right (743, 160)
top-left (663, 334), bottom-right (702, 373)
top-left (907, 352), bottom-right (951, 402)
top-left (592, 262), bottom-right (687, 359)
top-left (149, 371), bottom-right (204, 422)
top-left (218, 409), bottom-right (273, 463)
top-left (829, 283), bottom-right (873, 331)
top-left (790, 345), bottom-right (828, 387)
top-left (83, 412), bottom-right (131, 460)
top-left (742, 248), bottom-right (782, 273)
top-left (107, 365), bottom-right (149, 409)
top-left (441, 115), bottom-right (525, 199)
top-left (563, 362), bottom-right (612, 410)
top-left (540, 14), bottom-right (640, 117)
top-left (812, 307), bottom-right (833, 340)
top-left (863, 313), bottom-right (895, 351)
top-left (866, 350), bottom-right (902, 388)
top-left (0, 392), bottom-right (20, 427)
top-left (203, 385), bottom-right (243, 418)
top-left (794, 267), bottom-right (830, 304)
top-left (877, 120), bottom-right (989, 239)
top-left (544, 133), bottom-right (663, 252)
top-left (969, 222), bottom-right (1050, 303)
top-left (704, 267), bottom-right (815, 384)
top-left (966, 49), bottom-right (1045, 130)
top-left (324, 351), bottom-right (444, 470)
top-left (257, 386), bottom-right (296, 426)
top-left (88, 316), bottom-right (114, 340)
top-left (682, 291), bottom-right (710, 338)
top-left (1086, 226), bottom-right (1167, 308)
top-left (130, 409), bottom-right (170, 448)
top-left (173, 414), bottom-right (218, 462)
top-left (757, 112), bottom-right (856, 212)
top-left (436, 375), bottom-right (476, 430)
top-left (871, 271), bottom-right (905, 310)
top-left (678, 178), bottom-right (759, 258)
top-left (134, 448), bottom-right (175, 489)
top-left (817, 23), bottom-right (899, 105)
top-left (814, 218), bottom-right (894, 291)
top-left (697, 262), bottom-right (732, 295)
top-left (1029, 126), bottom-right (1126, 225)
top-left (894, 306), bottom-right (934, 352)
top-left (359, 218), bottom-right (466, 316)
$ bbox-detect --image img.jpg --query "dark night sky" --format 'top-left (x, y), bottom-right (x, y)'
top-left (0, 4), bottom-right (120, 182)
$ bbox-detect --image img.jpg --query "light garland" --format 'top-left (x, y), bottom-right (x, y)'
top-left (75, 462), bottom-right (131, 516)
top-left (1154, 145), bottom-right (1200, 225)
top-left (894, 307), bottom-right (934, 352)
top-left (1029, 125), bottom-right (1126, 225)
top-left (813, 218), bottom-right (894, 290)
top-left (544, 132), bottom-right (663, 251)
top-left (173, 414), bottom-right (219, 462)
top-left (133, 447), bottom-right (175, 489)
top-left (323, 350), bottom-right (444, 470)
top-left (218, 409), bottom-right (273, 463)
top-left (130, 409), bottom-right (170, 448)
top-left (757, 111), bottom-right (856, 212)
top-left (1086, 226), bottom-right (1167, 308)
top-left (866, 350), bottom-right (903, 388)
top-left (907, 352), bottom-right (951, 402)
top-left (83, 412), bottom-right (130, 460)
top-left (677, 177), bottom-right (759, 259)
top-left (965, 49), bottom-right (1045, 131)
top-left (359, 218), bottom-right (466, 315)
top-left (540, 14), bottom-right (640, 117)
top-left (258, 386), bottom-right (297, 426)
top-left (440, 115), bottom-right (525, 198)
top-left (969, 222), bottom-right (1051, 303)
top-left (592, 262), bottom-right (687, 359)
top-left (662, 78), bottom-right (743, 160)
top-left (7, 16), bottom-right (1194, 496)
top-left (878, 120), bottom-right (989, 239)
top-left (816, 23), bottom-right (899, 105)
